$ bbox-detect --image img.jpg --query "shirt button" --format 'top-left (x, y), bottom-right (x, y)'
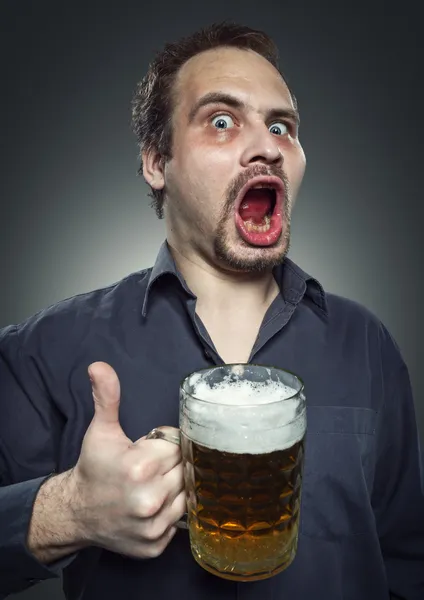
top-left (204, 348), bottom-right (212, 359)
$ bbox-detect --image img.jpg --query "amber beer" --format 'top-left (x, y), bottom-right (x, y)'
top-left (180, 364), bottom-right (306, 582)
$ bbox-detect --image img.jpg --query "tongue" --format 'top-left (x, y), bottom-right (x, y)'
top-left (238, 189), bottom-right (272, 224)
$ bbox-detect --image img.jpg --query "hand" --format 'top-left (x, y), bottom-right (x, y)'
top-left (68, 361), bottom-right (185, 559)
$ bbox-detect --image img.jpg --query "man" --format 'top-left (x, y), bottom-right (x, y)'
top-left (0, 21), bottom-right (423, 600)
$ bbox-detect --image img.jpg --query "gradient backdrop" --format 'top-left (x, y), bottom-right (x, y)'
top-left (1, 1), bottom-right (422, 599)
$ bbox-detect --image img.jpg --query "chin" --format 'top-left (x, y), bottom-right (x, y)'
top-left (214, 229), bottom-right (291, 273)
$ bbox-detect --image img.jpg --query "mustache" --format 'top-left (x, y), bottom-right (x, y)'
top-left (225, 164), bottom-right (289, 209)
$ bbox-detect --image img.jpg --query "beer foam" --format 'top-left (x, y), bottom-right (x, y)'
top-left (181, 372), bottom-right (306, 454)
top-left (191, 377), bottom-right (296, 406)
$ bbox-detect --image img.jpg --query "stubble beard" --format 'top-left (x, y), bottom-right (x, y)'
top-left (213, 166), bottom-right (292, 273)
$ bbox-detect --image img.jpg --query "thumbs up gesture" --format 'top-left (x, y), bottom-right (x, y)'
top-left (71, 362), bottom-right (186, 559)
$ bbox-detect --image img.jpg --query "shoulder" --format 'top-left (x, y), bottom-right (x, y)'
top-left (324, 291), bottom-right (404, 369)
top-left (325, 291), bottom-right (381, 325)
top-left (0, 268), bottom-right (152, 354)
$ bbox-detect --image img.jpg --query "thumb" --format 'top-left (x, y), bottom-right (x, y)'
top-left (88, 361), bottom-right (123, 430)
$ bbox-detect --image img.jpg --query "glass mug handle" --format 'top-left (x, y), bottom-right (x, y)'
top-left (145, 427), bottom-right (188, 530)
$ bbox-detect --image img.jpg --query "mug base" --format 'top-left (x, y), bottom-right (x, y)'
top-left (192, 534), bottom-right (298, 582)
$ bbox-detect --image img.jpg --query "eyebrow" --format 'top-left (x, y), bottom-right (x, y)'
top-left (187, 91), bottom-right (300, 126)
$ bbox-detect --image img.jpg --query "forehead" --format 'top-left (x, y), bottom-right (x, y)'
top-left (174, 47), bottom-right (294, 113)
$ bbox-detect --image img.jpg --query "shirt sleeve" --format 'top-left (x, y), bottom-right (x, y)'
top-left (372, 351), bottom-right (424, 599)
top-left (0, 324), bottom-right (78, 596)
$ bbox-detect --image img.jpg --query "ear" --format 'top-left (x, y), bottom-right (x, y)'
top-left (142, 147), bottom-right (165, 190)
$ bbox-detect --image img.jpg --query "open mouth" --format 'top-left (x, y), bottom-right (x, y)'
top-left (234, 176), bottom-right (284, 247)
top-left (239, 186), bottom-right (277, 232)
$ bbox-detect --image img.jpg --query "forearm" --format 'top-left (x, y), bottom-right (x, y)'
top-left (26, 469), bottom-right (90, 565)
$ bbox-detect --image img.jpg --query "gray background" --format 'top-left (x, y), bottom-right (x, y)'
top-left (0, 1), bottom-right (422, 598)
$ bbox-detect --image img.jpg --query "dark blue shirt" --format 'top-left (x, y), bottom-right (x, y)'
top-left (0, 241), bottom-right (423, 599)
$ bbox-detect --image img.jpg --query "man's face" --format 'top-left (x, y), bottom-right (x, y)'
top-left (161, 47), bottom-right (306, 272)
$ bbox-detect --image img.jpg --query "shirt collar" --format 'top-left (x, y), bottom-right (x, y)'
top-left (141, 241), bottom-right (195, 317)
top-left (279, 256), bottom-right (328, 315)
top-left (142, 240), bottom-right (328, 317)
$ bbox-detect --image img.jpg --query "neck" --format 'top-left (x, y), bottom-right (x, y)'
top-left (167, 242), bottom-right (280, 313)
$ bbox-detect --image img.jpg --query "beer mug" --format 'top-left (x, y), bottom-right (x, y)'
top-left (180, 363), bottom-right (306, 582)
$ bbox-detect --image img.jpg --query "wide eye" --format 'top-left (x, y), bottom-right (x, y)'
top-left (269, 122), bottom-right (288, 136)
top-left (211, 114), bottom-right (235, 130)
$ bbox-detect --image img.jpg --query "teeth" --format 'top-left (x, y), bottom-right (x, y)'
top-left (244, 215), bottom-right (271, 233)
top-left (251, 184), bottom-right (275, 190)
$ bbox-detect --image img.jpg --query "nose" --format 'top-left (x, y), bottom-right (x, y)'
top-left (240, 127), bottom-right (283, 167)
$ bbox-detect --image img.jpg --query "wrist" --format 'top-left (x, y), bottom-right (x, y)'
top-left (62, 467), bottom-right (93, 547)
top-left (27, 469), bottom-right (91, 563)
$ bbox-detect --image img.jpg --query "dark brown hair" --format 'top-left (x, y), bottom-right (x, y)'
top-left (131, 21), bottom-right (296, 218)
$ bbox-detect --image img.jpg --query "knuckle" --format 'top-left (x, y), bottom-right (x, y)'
top-left (169, 443), bottom-right (181, 458)
top-left (136, 493), bottom-right (163, 518)
top-left (143, 520), bottom-right (166, 542)
top-left (142, 540), bottom-right (167, 559)
top-left (141, 458), bottom-right (160, 481)
top-left (159, 440), bottom-right (180, 459)
top-left (127, 458), bottom-right (159, 484)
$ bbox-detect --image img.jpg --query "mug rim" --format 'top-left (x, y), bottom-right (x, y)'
top-left (180, 362), bottom-right (305, 408)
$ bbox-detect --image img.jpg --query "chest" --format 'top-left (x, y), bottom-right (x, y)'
top-left (195, 309), bottom-right (265, 364)
top-left (59, 301), bottom-right (380, 448)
